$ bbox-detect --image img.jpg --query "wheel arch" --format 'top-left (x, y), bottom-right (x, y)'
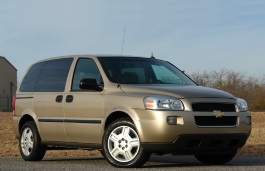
top-left (104, 111), bottom-right (133, 130)
top-left (103, 107), bottom-right (144, 141)
top-left (19, 114), bottom-right (35, 133)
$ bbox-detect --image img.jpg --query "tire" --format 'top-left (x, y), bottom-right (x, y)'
top-left (19, 121), bottom-right (46, 161)
top-left (194, 150), bottom-right (237, 165)
top-left (102, 118), bottom-right (150, 168)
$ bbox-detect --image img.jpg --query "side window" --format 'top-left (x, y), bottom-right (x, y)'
top-left (20, 58), bottom-right (73, 92)
top-left (36, 58), bottom-right (73, 92)
top-left (20, 62), bottom-right (45, 92)
top-left (72, 58), bottom-right (103, 91)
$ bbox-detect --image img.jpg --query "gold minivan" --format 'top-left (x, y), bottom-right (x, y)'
top-left (13, 55), bottom-right (251, 167)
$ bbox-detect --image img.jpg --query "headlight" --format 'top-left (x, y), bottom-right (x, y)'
top-left (236, 98), bottom-right (248, 112)
top-left (144, 96), bottom-right (184, 111)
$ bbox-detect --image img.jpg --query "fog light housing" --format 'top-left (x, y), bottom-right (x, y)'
top-left (245, 116), bottom-right (251, 125)
top-left (167, 116), bottom-right (184, 125)
top-left (167, 116), bottom-right (177, 125)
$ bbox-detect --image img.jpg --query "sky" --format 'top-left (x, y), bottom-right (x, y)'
top-left (1, 0), bottom-right (265, 82)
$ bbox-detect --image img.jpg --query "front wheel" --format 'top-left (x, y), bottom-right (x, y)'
top-left (194, 150), bottom-right (237, 165)
top-left (102, 118), bottom-right (150, 168)
top-left (19, 121), bottom-right (46, 161)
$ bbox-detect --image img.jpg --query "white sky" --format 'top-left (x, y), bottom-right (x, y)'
top-left (1, 0), bottom-right (265, 81)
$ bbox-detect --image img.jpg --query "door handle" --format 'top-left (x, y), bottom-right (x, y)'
top-left (55, 95), bottom-right (63, 103)
top-left (66, 95), bottom-right (74, 103)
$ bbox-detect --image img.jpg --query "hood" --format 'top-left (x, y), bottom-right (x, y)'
top-left (120, 85), bottom-right (235, 99)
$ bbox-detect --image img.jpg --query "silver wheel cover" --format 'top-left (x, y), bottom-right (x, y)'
top-left (20, 128), bottom-right (34, 156)
top-left (107, 126), bottom-right (140, 162)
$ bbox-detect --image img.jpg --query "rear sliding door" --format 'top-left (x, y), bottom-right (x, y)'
top-left (33, 58), bottom-right (73, 142)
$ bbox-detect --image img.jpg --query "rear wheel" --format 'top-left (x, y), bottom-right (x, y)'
top-left (194, 150), bottom-right (237, 165)
top-left (19, 121), bottom-right (46, 161)
top-left (102, 118), bottom-right (150, 168)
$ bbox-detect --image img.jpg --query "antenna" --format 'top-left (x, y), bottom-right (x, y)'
top-left (117, 57), bottom-right (122, 88)
top-left (121, 28), bottom-right (126, 56)
top-left (151, 52), bottom-right (155, 59)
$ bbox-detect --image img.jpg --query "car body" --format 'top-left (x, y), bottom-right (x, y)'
top-left (13, 55), bottom-right (251, 167)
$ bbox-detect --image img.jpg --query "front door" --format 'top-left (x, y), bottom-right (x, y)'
top-left (64, 58), bottom-right (105, 144)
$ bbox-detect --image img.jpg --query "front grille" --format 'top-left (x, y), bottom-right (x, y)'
top-left (195, 116), bottom-right (237, 127)
top-left (192, 103), bottom-right (236, 112)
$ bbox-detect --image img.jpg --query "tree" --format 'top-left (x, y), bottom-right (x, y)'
top-left (190, 69), bottom-right (265, 111)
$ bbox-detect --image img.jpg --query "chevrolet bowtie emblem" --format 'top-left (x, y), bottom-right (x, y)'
top-left (213, 110), bottom-right (224, 118)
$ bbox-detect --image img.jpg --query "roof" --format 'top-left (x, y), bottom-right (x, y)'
top-left (0, 56), bottom-right (17, 71)
top-left (45, 54), bottom-right (149, 58)
top-left (32, 54), bottom-right (156, 64)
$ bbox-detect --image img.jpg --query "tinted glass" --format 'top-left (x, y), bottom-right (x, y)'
top-left (20, 58), bottom-right (73, 92)
top-left (36, 58), bottom-right (73, 92)
top-left (99, 57), bottom-right (196, 85)
top-left (72, 58), bottom-right (103, 91)
top-left (19, 62), bottom-right (45, 92)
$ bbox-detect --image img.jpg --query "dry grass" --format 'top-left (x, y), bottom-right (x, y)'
top-left (0, 112), bottom-right (264, 157)
top-left (237, 112), bottom-right (265, 155)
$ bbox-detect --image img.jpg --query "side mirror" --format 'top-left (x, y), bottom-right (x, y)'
top-left (79, 79), bottom-right (103, 91)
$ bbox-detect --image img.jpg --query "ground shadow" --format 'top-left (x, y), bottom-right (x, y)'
top-left (41, 155), bottom-right (265, 168)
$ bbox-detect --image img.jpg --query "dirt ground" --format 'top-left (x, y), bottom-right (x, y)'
top-left (0, 112), bottom-right (264, 157)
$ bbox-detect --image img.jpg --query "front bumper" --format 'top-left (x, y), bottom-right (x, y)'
top-left (133, 109), bottom-right (251, 148)
top-left (142, 133), bottom-right (247, 154)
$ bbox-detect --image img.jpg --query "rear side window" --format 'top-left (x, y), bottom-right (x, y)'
top-left (19, 62), bottom-right (45, 92)
top-left (20, 58), bottom-right (73, 92)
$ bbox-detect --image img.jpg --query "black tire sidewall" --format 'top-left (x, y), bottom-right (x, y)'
top-left (102, 119), bottom-right (149, 168)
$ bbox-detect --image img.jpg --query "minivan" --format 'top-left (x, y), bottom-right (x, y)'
top-left (13, 55), bottom-right (251, 167)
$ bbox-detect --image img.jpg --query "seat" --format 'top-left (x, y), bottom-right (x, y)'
top-left (121, 72), bottom-right (138, 84)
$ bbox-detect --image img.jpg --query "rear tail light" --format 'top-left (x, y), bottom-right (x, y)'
top-left (12, 95), bottom-right (16, 116)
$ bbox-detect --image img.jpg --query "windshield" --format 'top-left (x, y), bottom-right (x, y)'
top-left (98, 57), bottom-right (196, 85)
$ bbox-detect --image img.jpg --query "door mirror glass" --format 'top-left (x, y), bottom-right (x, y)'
top-left (79, 79), bottom-right (103, 91)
